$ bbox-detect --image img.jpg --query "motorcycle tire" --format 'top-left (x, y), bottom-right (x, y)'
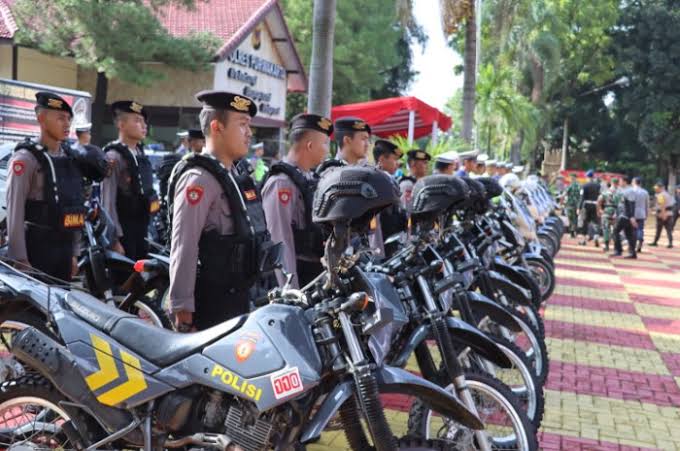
top-left (408, 370), bottom-right (538, 451)
top-left (525, 256), bottom-right (555, 302)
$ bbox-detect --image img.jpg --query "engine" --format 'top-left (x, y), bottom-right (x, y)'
top-left (155, 388), bottom-right (279, 451)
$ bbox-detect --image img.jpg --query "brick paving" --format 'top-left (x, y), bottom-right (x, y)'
top-left (309, 226), bottom-right (680, 450)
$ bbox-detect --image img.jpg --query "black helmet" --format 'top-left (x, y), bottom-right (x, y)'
top-left (476, 177), bottom-right (503, 200)
top-left (313, 165), bottom-right (399, 227)
top-left (74, 144), bottom-right (109, 182)
top-left (410, 175), bottom-right (470, 218)
top-left (461, 177), bottom-right (490, 213)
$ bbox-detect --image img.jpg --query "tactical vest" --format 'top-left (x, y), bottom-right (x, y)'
top-left (264, 162), bottom-right (325, 260)
top-left (17, 140), bottom-right (86, 232)
top-left (104, 142), bottom-right (159, 219)
top-left (168, 153), bottom-right (270, 290)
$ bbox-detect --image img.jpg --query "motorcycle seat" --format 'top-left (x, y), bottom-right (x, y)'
top-left (64, 291), bottom-right (245, 367)
top-left (109, 316), bottom-right (245, 367)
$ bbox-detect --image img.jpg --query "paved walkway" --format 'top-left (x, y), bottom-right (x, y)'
top-left (310, 225), bottom-right (680, 450)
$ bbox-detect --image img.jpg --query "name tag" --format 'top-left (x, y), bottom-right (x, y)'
top-left (149, 199), bottom-right (160, 214)
top-left (63, 213), bottom-right (85, 229)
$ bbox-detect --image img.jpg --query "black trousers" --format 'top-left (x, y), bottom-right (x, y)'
top-left (119, 216), bottom-right (149, 261)
top-left (613, 217), bottom-right (636, 255)
top-left (194, 275), bottom-right (250, 330)
top-left (653, 215), bottom-right (673, 245)
top-left (580, 204), bottom-right (599, 237)
top-left (26, 227), bottom-right (74, 282)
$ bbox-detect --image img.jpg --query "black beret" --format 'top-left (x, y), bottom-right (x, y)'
top-left (36, 92), bottom-right (73, 117)
top-left (407, 149), bottom-right (431, 161)
top-left (373, 139), bottom-right (402, 158)
top-left (334, 116), bottom-right (371, 134)
top-left (111, 100), bottom-right (148, 121)
top-left (289, 113), bottom-right (334, 136)
top-left (195, 90), bottom-right (257, 117)
top-left (188, 128), bottom-right (204, 140)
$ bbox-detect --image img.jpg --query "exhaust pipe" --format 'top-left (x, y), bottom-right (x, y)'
top-left (12, 327), bottom-right (143, 444)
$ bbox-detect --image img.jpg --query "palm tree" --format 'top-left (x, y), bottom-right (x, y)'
top-left (307, 0), bottom-right (337, 116)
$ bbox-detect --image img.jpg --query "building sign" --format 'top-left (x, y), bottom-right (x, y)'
top-left (213, 24), bottom-right (287, 122)
top-left (0, 78), bottom-right (91, 144)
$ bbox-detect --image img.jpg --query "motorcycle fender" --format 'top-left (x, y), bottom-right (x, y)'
top-left (522, 251), bottom-right (544, 262)
top-left (487, 270), bottom-right (532, 306)
top-left (492, 262), bottom-right (540, 304)
top-left (466, 291), bottom-right (522, 332)
top-left (391, 324), bottom-right (430, 368)
top-left (446, 317), bottom-right (512, 368)
top-left (299, 381), bottom-right (354, 443)
top-left (104, 249), bottom-right (136, 272)
top-left (376, 366), bottom-right (483, 430)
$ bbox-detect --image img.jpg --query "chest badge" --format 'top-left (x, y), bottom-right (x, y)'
top-left (186, 185), bottom-right (204, 205)
top-left (244, 189), bottom-right (257, 201)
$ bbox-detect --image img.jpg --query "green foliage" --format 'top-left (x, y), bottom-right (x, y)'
top-left (282, 0), bottom-right (421, 108)
top-left (12, 0), bottom-right (220, 86)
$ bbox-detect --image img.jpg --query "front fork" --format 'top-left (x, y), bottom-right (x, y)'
top-left (416, 276), bottom-right (492, 451)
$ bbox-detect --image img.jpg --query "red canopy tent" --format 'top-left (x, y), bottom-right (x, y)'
top-left (330, 96), bottom-right (452, 144)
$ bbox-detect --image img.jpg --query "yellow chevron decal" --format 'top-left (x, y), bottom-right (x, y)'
top-left (85, 334), bottom-right (119, 391)
top-left (96, 350), bottom-right (148, 406)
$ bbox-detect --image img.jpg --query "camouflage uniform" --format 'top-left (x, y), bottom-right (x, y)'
top-left (599, 187), bottom-right (621, 248)
top-left (564, 182), bottom-right (581, 236)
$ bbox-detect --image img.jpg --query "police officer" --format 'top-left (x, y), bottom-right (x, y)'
top-left (168, 91), bottom-right (270, 331)
top-left (261, 114), bottom-right (332, 288)
top-left (373, 139), bottom-right (407, 257)
top-left (612, 176), bottom-right (638, 258)
top-left (597, 177), bottom-right (620, 252)
top-left (485, 159), bottom-right (497, 177)
top-left (6, 92), bottom-right (100, 280)
top-left (631, 177), bottom-right (649, 253)
top-left (187, 128), bottom-right (205, 154)
top-left (333, 116), bottom-right (371, 166)
top-left (74, 123), bottom-right (92, 148)
top-left (673, 185), bottom-right (680, 230)
top-left (399, 149), bottom-right (430, 210)
top-left (564, 173), bottom-right (581, 238)
top-left (650, 181), bottom-right (675, 248)
top-left (475, 153), bottom-right (489, 176)
top-left (433, 151), bottom-right (458, 175)
top-left (100, 100), bottom-right (159, 261)
top-left (455, 149), bottom-right (478, 176)
top-left (578, 170), bottom-right (601, 246)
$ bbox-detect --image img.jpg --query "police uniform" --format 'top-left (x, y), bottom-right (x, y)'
top-left (400, 149), bottom-right (430, 210)
top-left (579, 174), bottom-right (601, 244)
top-left (433, 151), bottom-right (458, 175)
top-left (455, 149), bottom-right (478, 177)
top-left (100, 101), bottom-right (159, 261)
top-left (371, 140), bottom-right (407, 257)
top-left (261, 114), bottom-right (332, 288)
top-left (651, 183), bottom-right (675, 247)
top-left (168, 91), bottom-right (269, 330)
top-left (613, 183), bottom-right (637, 258)
top-left (6, 92), bottom-right (87, 281)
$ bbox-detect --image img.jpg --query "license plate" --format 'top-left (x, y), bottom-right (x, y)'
top-left (63, 213), bottom-right (85, 229)
top-left (270, 367), bottom-right (303, 400)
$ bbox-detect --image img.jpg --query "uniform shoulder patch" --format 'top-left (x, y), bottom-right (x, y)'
top-left (186, 185), bottom-right (204, 206)
top-left (12, 160), bottom-right (25, 176)
top-left (278, 188), bottom-right (292, 205)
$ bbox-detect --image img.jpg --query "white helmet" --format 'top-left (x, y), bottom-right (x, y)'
top-left (500, 173), bottom-right (521, 191)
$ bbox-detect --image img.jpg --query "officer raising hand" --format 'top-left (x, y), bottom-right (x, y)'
top-left (6, 92), bottom-right (92, 280)
top-left (167, 91), bottom-right (271, 331)
top-left (261, 114), bottom-right (332, 288)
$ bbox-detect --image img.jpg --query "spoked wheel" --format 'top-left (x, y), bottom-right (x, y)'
top-left (119, 287), bottom-right (173, 330)
top-left (464, 336), bottom-right (545, 429)
top-left (0, 375), bottom-right (91, 449)
top-left (408, 371), bottom-right (538, 450)
top-left (525, 257), bottom-right (555, 302)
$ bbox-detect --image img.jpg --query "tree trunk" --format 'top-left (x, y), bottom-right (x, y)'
top-left (461, 12), bottom-right (477, 144)
top-left (510, 131), bottom-right (523, 164)
top-left (91, 72), bottom-right (109, 146)
top-left (529, 55), bottom-right (544, 105)
top-left (307, 0), bottom-right (337, 117)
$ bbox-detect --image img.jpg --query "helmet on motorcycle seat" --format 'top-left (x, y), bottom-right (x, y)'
top-left (313, 165), bottom-right (399, 229)
top-left (461, 177), bottom-right (490, 213)
top-left (476, 177), bottom-right (503, 200)
top-left (410, 175), bottom-right (470, 219)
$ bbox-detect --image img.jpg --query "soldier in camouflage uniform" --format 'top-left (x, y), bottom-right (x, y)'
top-left (564, 173), bottom-right (581, 238)
top-left (597, 178), bottom-right (620, 252)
